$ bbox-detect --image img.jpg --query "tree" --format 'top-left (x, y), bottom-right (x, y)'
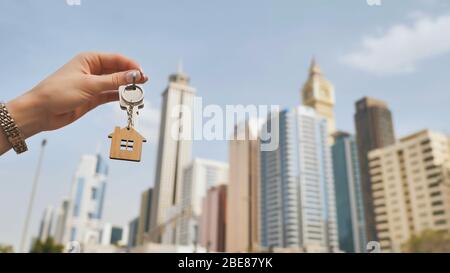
top-left (30, 237), bottom-right (64, 253)
top-left (0, 244), bottom-right (14, 253)
top-left (402, 230), bottom-right (450, 253)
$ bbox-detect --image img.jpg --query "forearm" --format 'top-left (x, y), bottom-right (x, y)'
top-left (0, 94), bottom-right (45, 155)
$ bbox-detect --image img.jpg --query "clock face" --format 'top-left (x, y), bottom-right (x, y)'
top-left (320, 89), bottom-right (328, 99)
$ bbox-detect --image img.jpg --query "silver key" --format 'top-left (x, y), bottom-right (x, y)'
top-left (119, 71), bottom-right (145, 110)
top-left (119, 84), bottom-right (145, 110)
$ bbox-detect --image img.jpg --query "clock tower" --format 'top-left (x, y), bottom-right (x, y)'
top-left (301, 58), bottom-right (336, 143)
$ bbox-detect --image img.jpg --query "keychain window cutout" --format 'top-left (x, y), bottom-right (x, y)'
top-left (120, 139), bottom-right (134, 151)
top-left (109, 127), bottom-right (146, 162)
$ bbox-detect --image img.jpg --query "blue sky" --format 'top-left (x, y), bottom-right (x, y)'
top-left (1, 0), bottom-right (450, 250)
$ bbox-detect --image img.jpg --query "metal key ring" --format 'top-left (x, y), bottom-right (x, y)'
top-left (121, 84), bottom-right (144, 107)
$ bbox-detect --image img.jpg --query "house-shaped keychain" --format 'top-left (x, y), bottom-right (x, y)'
top-left (108, 127), bottom-right (146, 162)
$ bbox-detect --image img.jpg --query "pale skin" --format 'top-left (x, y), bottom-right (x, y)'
top-left (0, 52), bottom-right (149, 155)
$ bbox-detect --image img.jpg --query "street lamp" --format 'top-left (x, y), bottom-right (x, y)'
top-left (19, 139), bottom-right (47, 253)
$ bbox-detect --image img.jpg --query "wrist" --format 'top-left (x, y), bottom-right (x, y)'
top-left (6, 93), bottom-right (46, 139)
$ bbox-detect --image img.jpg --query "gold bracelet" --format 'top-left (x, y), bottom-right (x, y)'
top-left (0, 102), bottom-right (28, 154)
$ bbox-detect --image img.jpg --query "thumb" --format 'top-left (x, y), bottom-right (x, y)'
top-left (89, 69), bottom-right (148, 93)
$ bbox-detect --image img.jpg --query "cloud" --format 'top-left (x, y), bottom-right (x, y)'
top-left (110, 99), bottom-right (160, 144)
top-left (341, 13), bottom-right (450, 75)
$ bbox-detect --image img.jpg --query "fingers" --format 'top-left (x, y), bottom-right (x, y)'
top-left (88, 69), bottom-right (149, 93)
top-left (95, 90), bottom-right (119, 106)
top-left (79, 52), bottom-right (142, 75)
top-left (75, 90), bottom-right (119, 117)
top-left (51, 90), bottom-right (120, 129)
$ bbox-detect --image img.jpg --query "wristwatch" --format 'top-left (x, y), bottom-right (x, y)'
top-left (0, 102), bottom-right (28, 154)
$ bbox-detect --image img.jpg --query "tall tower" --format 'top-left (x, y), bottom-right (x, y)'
top-left (226, 119), bottom-right (261, 252)
top-left (260, 107), bottom-right (339, 252)
top-left (64, 154), bottom-right (108, 246)
top-left (332, 132), bottom-right (367, 253)
top-left (137, 188), bottom-right (153, 246)
top-left (37, 206), bottom-right (54, 242)
top-left (149, 65), bottom-right (195, 243)
top-left (301, 58), bottom-right (336, 143)
top-left (354, 97), bottom-right (395, 243)
top-left (53, 198), bottom-right (69, 244)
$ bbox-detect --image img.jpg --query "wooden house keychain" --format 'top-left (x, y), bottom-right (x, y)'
top-left (108, 72), bottom-right (147, 162)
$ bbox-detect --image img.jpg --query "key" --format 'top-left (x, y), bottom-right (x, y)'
top-left (119, 71), bottom-right (145, 110)
top-left (119, 84), bottom-right (145, 110)
top-left (108, 71), bottom-right (147, 162)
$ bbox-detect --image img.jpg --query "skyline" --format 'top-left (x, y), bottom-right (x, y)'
top-left (1, 0), bottom-right (450, 250)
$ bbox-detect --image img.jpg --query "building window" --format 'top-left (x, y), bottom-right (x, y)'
top-left (432, 210), bottom-right (445, 216)
top-left (430, 191), bottom-right (442, 197)
top-left (70, 227), bottom-right (77, 241)
top-left (91, 188), bottom-right (97, 200)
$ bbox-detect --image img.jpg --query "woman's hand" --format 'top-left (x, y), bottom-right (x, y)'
top-left (7, 52), bottom-right (148, 138)
top-left (1, 52), bottom-right (148, 155)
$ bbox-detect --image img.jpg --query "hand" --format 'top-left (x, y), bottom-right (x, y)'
top-left (7, 52), bottom-right (149, 138)
top-left (0, 52), bottom-right (148, 155)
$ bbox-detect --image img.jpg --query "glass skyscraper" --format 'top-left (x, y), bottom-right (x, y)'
top-left (332, 132), bottom-right (366, 253)
top-left (64, 154), bottom-right (108, 246)
top-left (260, 106), bottom-right (339, 252)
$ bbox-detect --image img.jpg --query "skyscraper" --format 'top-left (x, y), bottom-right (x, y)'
top-left (137, 188), bottom-right (153, 246)
top-left (354, 97), bottom-right (395, 243)
top-left (37, 206), bottom-right (54, 242)
top-left (149, 65), bottom-right (195, 243)
top-left (53, 198), bottom-right (69, 244)
top-left (260, 106), bottom-right (339, 252)
top-left (199, 184), bottom-right (227, 252)
top-left (226, 119), bottom-right (261, 252)
top-left (63, 154), bottom-right (108, 246)
top-left (332, 132), bottom-right (366, 253)
top-left (128, 217), bottom-right (139, 249)
top-left (301, 58), bottom-right (336, 143)
top-left (178, 159), bottom-right (228, 246)
top-left (368, 130), bottom-right (450, 252)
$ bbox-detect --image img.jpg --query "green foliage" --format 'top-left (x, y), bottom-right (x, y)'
top-left (30, 237), bottom-right (64, 253)
top-left (0, 244), bottom-right (14, 253)
top-left (402, 230), bottom-right (450, 253)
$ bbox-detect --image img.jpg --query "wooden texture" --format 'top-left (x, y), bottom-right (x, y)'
top-left (108, 126), bottom-right (146, 162)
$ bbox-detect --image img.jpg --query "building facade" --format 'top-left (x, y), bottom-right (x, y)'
top-left (199, 185), bottom-right (227, 252)
top-left (178, 159), bottom-right (228, 246)
top-left (63, 154), bottom-right (108, 247)
top-left (226, 119), bottom-right (261, 252)
top-left (37, 206), bottom-right (54, 242)
top-left (260, 106), bottom-right (339, 252)
top-left (128, 217), bottom-right (139, 249)
top-left (332, 132), bottom-right (366, 253)
top-left (53, 198), bottom-right (69, 244)
top-left (149, 66), bottom-right (195, 244)
top-left (368, 130), bottom-right (450, 252)
top-left (301, 58), bottom-right (336, 144)
top-left (137, 188), bottom-right (153, 245)
top-left (354, 97), bottom-right (395, 242)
